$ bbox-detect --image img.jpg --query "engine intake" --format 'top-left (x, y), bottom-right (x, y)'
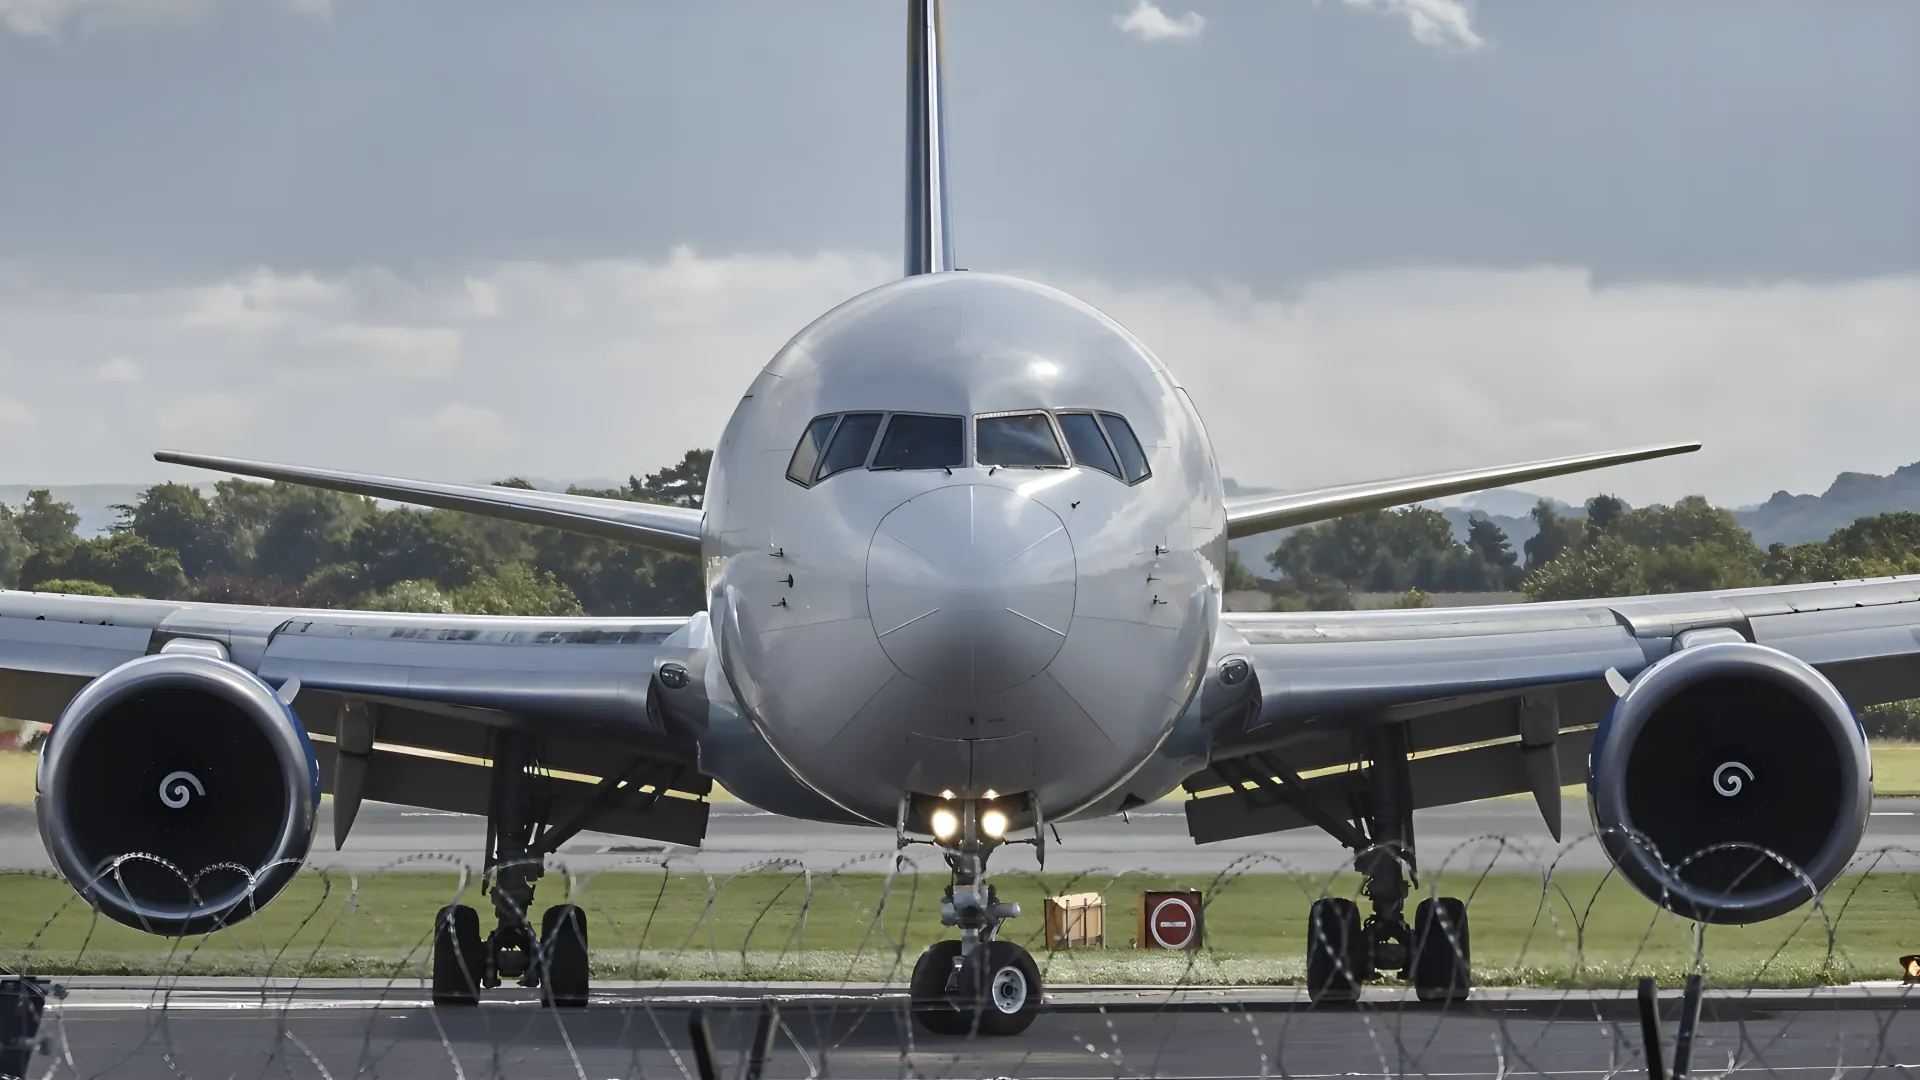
top-left (35, 652), bottom-right (320, 936)
top-left (1588, 640), bottom-right (1871, 924)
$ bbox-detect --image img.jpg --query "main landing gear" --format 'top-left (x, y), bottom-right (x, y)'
top-left (907, 796), bottom-right (1043, 1036)
top-left (428, 731), bottom-right (678, 1009)
top-left (1301, 727), bottom-right (1471, 1005)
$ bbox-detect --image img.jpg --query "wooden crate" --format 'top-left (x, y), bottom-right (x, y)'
top-left (1044, 892), bottom-right (1106, 949)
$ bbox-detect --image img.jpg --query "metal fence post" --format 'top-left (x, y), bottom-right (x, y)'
top-left (0, 977), bottom-right (52, 1080)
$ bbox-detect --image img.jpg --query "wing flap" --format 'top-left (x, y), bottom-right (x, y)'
top-left (156, 450), bottom-right (704, 555)
top-left (1187, 729), bottom-right (1596, 843)
top-left (311, 740), bottom-right (708, 846)
top-left (1223, 441), bottom-right (1700, 538)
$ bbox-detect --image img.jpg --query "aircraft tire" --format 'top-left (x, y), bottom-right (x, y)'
top-left (968, 940), bottom-right (1042, 1036)
top-left (539, 904), bottom-right (591, 1008)
top-left (910, 940), bottom-right (972, 1035)
top-left (1306, 897), bottom-right (1365, 1004)
top-left (431, 904), bottom-right (485, 1006)
top-left (1411, 897), bottom-right (1471, 1002)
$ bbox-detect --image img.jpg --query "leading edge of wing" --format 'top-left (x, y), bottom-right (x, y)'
top-left (1223, 441), bottom-right (1701, 539)
top-left (156, 450), bottom-right (703, 555)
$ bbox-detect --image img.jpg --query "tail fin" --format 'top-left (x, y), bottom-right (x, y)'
top-left (905, 0), bottom-right (954, 276)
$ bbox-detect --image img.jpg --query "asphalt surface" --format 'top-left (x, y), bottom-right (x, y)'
top-left (21, 980), bottom-right (1920, 1078)
top-left (9, 796), bottom-right (1920, 876)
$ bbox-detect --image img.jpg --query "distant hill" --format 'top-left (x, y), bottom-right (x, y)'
top-left (1734, 463), bottom-right (1920, 547)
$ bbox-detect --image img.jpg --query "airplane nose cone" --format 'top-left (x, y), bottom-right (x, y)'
top-left (867, 485), bottom-right (1076, 693)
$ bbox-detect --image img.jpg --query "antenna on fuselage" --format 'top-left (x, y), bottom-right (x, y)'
top-left (905, 0), bottom-right (954, 277)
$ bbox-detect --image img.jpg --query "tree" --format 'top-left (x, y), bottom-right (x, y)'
top-left (351, 508), bottom-right (496, 592)
top-left (251, 486), bottom-right (372, 585)
top-left (1463, 515), bottom-right (1522, 589)
top-left (448, 564), bottom-right (584, 616)
top-left (1824, 512), bottom-right (1920, 562)
top-left (1521, 496), bottom-right (1765, 601)
top-left (16, 490), bottom-right (79, 550)
top-left (365, 580), bottom-right (454, 613)
top-left (186, 576), bottom-right (304, 607)
top-left (1584, 494), bottom-right (1629, 545)
top-left (115, 482), bottom-right (227, 578)
top-left (1224, 549), bottom-right (1260, 592)
top-left (20, 534), bottom-right (188, 599)
top-left (0, 507), bottom-right (27, 588)
top-left (1523, 500), bottom-right (1583, 569)
top-left (1521, 535), bottom-right (1647, 601)
top-left (30, 579), bottom-right (119, 597)
top-left (630, 449), bottom-right (713, 509)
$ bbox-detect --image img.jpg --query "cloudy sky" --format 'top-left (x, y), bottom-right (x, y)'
top-left (0, 0), bottom-right (1914, 507)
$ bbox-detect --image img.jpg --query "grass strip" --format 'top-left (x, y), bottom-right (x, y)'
top-left (3, 867), bottom-right (1917, 988)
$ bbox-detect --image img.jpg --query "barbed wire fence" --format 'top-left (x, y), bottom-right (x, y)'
top-left (4, 831), bottom-right (1920, 1078)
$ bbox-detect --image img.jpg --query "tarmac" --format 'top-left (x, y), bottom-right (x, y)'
top-left (18, 978), bottom-right (1920, 1078)
top-left (8, 796), bottom-right (1920, 876)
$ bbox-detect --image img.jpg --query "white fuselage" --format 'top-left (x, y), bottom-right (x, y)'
top-left (699, 271), bottom-right (1227, 825)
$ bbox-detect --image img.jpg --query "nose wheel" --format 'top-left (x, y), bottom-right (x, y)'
top-left (911, 938), bottom-right (1043, 1036)
top-left (905, 795), bottom-right (1042, 1037)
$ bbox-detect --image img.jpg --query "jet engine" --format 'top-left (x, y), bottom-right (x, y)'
top-left (1588, 640), bottom-right (1871, 924)
top-left (35, 652), bottom-right (320, 936)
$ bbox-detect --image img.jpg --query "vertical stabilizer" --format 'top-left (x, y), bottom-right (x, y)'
top-left (905, 0), bottom-right (954, 276)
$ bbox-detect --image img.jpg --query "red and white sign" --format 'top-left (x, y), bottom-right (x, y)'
top-left (1148, 895), bottom-right (1199, 950)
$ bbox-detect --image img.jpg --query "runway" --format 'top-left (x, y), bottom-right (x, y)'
top-left (23, 980), bottom-right (1920, 1078)
top-left (8, 797), bottom-right (1920, 875)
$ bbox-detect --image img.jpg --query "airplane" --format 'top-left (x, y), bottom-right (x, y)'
top-left (0, 0), bottom-right (1904, 1037)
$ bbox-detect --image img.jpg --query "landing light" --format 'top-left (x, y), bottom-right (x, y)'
top-left (981, 809), bottom-right (1008, 839)
top-left (931, 807), bottom-right (959, 840)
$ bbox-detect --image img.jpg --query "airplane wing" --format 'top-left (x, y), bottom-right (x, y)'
top-left (1189, 576), bottom-right (1920, 844)
top-left (1223, 442), bottom-right (1701, 539)
top-left (155, 451), bottom-right (704, 555)
top-left (0, 589), bottom-right (711, 849)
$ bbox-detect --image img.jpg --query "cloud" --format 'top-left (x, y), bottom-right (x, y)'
top-left (0, 250), bottom-right (891, 485)
top-left (0, 251), bottom-right (1914, 516)
top-left (0, 0), bottom-right (327, 38)
top-left (91, 356), bottom-right (141, 385)
top-left (1065, 267), bottom-right (1918, 508)
top-left (1115, 0), bottom-right (1205, 42)
top-left (1339, 0), bottom-right (1483, 52)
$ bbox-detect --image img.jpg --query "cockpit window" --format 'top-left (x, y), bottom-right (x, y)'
top-left (976, 412), bottom-right (1069, 468)
top-left (1099, 412), bottom-right (1152, 483)
top-left (817, 412), bottom-right (884, 479)
top-left (872, 413), bottom-right (964, 470)
top-left (786, 415), bottom-right (840, 486)
top-left (1057, 412), bottom-right (1122, 479)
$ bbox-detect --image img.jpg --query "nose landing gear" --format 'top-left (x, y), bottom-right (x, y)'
top-left (905, 796), bottom-right (1043, 1036)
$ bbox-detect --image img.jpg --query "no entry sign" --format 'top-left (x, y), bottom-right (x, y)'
top-left (1138, 890), bottom-right (1203, 950)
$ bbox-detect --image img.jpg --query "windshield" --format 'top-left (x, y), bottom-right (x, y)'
top-left (975, 412), bottom-right (1068, 468)
top-left (872, 413), bottom-right (964, 470)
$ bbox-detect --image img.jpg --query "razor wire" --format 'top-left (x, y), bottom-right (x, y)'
top-left (4, 828), bottom-right (1920, 1078)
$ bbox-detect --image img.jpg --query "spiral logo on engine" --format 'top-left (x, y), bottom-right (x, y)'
top-left (1713, 760), bottom-right (1754, 797)
top-left (158, 770), bottom-right (206, 809)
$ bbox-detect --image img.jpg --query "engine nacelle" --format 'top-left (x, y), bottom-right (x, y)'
top-left (35, 652), bottom-right (320, 936)
top-left (1588, 640), bottom-right (1871, 924)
